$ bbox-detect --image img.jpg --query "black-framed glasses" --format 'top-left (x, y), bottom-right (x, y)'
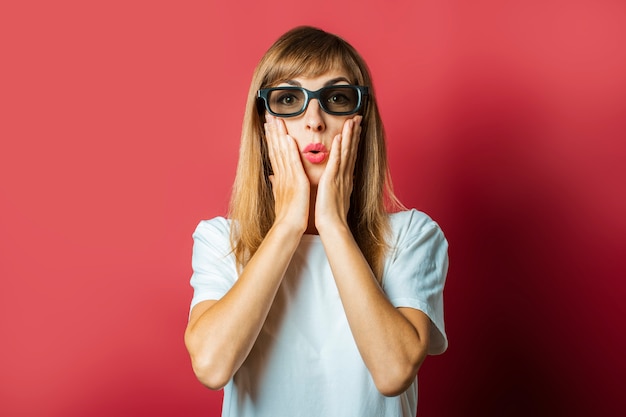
top-left (257, 85), bottom-right (369, 117)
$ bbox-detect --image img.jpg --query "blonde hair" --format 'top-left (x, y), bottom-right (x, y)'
top-left (228, 26), bottom-right (403, 279)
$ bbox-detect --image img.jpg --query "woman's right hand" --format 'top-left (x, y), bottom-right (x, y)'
top-left (186, 117), bottom-right (311, 387)
top-left (264, 114), bottom-right (310, 234)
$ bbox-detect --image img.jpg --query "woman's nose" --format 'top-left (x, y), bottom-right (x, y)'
top-left (304, 99), bottom-right (326, 132)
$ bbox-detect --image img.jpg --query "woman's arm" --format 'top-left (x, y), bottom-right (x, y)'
top-left (184, 223), bottom-right (303, 389)
top-left (184, 116), bottom-right (310, 389)
top-left (319, 225), bottom-right (431, 397)
top-left (315, 116), bottom-right (430, 396)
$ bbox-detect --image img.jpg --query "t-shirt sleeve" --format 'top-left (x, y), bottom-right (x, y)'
top-left (382, 210), bottom-right (449, 355)
top-left (189, 217), bottom-right (239, 313)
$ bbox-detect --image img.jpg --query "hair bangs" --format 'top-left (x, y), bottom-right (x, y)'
top-left (261, 36), bottom-right (363, 88)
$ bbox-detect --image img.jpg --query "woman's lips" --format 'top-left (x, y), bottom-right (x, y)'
top-left (302, 143), bottom-right (328, 164)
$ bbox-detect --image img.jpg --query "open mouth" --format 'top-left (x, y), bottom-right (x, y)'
top-left (302, 143), bottom-right (328, 164)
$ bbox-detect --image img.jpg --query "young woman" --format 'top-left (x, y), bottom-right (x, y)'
top-left (185, 26), bottom-right (448, 416)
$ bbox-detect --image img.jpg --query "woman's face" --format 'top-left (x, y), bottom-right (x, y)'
top-left (272, 71), bottom-right (357, 187)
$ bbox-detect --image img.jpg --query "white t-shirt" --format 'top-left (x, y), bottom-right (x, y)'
top-left (189, 209), bottom-right (448, 417)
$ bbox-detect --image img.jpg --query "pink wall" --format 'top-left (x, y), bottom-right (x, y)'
top-left (1, 1), bottom-right (625, 416)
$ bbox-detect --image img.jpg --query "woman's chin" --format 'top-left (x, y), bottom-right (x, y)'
top-left (304, 165), bottom-right (326, 187)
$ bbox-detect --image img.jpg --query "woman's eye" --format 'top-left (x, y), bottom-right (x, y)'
top-left (278, 94), bottom-right (297, 105)
top-left (328, 94), bottom-right (349, 104)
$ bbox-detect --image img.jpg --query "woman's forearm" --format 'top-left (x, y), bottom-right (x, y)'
top-left (184, 223), bottom-right (303, 389)
top-left (319, 223), bottom-right (430, 397)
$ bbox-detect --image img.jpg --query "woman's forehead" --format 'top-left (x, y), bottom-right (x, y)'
top-left (270, 62), bottom-right (354, 84)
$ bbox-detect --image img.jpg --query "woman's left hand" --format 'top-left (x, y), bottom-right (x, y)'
top-left (314, 115), bottom-right (362, 233)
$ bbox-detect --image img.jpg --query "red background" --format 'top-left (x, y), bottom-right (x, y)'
top-left (1, 1), bottom-right (625, 416)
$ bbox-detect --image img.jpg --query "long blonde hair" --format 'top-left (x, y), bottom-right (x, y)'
top-left (228, 26), bottom-right (403, 279)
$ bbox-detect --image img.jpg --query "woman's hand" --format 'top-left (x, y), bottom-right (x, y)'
top-left (315, 114), bottom-right (429, 396)
top-left (314, 115), bottom-right (362, 233)
top-left (264, 115), bottom-right (310, 234)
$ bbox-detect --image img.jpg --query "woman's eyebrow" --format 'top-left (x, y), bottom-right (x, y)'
top-left (324, 77), bottom-right (351, 86)
top-left (281, 77), bottom-right (352, 87)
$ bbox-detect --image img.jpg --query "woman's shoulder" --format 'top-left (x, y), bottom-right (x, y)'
top-left (388, 209), bottom-right (445, 243)
top-left (193, 216), bottom-right (232, 239)
top-left (389, 208), bottom-right (440, 230)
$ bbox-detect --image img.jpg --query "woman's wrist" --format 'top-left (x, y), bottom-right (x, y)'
top-left (270, 218), bottom-right (307, 240)
top-left (316, 217), bottom-right (351, 240)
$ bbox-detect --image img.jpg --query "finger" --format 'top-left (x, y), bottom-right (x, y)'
top-left (275, 116), bottom-right (289, 136)
top-left (265, 116), bottom-right (291, 171)
top-left (264, 117), bottom-right (281, 172)
top-left (347, 115), bottom-right (362, 172)
top-left (267, 117), bottom-right (306, 180)
top-left (352, 115), bottom-right (363, 148)
top-left (324, 134), bottom-right (342, 179)
top-left (338, 118), bottom-right (358, 178)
